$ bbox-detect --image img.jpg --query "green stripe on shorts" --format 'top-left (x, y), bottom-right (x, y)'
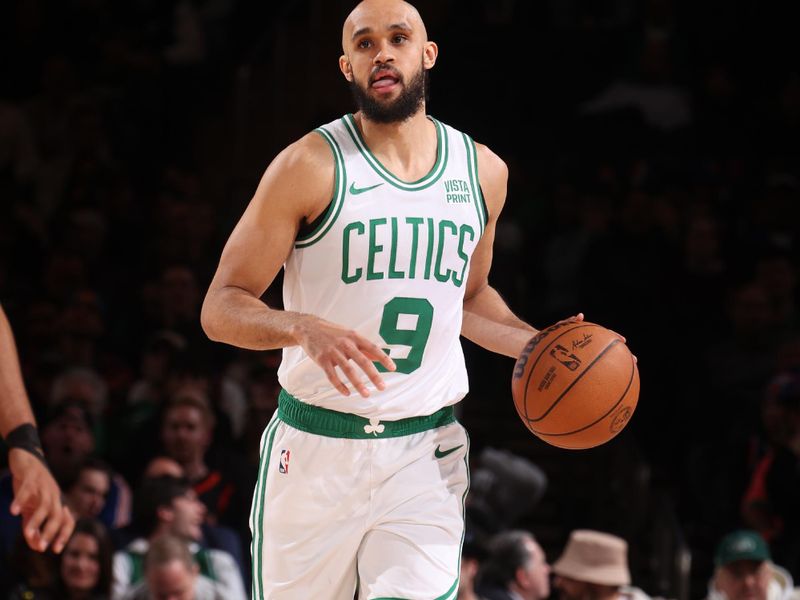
top-left (250, 417), bottom-right (279, 600)
top-left (370, 576), bottom-right (459, 600)
top-left (278, 389), bottom-right (455, 439)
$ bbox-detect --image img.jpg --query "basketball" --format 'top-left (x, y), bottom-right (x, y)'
top-left (511, 321), bottom-right (639, 449)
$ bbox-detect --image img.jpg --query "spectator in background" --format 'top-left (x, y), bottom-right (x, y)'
top-left (50, 366), bottom-right (108, 427)
top-left (127, 330), bottom-right (187, 409)
top-left (122, 534), bottom-right (223, 600)
top-left (63, 456), bottom-right (111, 521)
top-left (9, 518), bottom-right (114, 600)
top-left (458, 523), bottom-right (489, 600)
top-left (112, 475), bottom-right (246, 600)
top-left (112, 455), bottom-right (248, 591)
top-left (142, 456), bottom-right (185, 480)
top-left (705, 530), bottom-right (798, 600)
top-left (741, 370), bottom-right (800, 581)
top-left (552, 529), bottom-right (652, 600)
top-left (109, 330), bottom-right (188, 482)
top-left (159, 389), bottom-right (251, 544)
top-left (49, 362), bottom-right (116, 458)
top-left (38, 400), bottom-right (131, 528)
top-left (477, 529), bottom-right (551, 600)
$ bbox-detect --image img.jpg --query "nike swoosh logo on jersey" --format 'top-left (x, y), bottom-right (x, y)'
top-left (434, 444), bottom-right (464, 459)
top-left (349, 182), bottom-right (384, 195)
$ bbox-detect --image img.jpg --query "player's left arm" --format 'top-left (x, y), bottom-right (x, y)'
top-left (461, 145), bottom-right (536, 358)
top-left (461, 145), bottom-right (581, 358)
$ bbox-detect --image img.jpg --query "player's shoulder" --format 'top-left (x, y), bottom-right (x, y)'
top-left (258, 130), bottom-right (335, 212)
top-left (472, 141), bottom-right (508, 217)
top-left (273, 130), bottom-right (334, 174)
top-left (474, 141), bottom-right (508, 182)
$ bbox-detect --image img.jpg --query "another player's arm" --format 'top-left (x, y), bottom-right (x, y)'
top-left (461, 145), bottom-right (582, 358)
top-left (201, 133), bottom-right (395, 397)
top-left (0, 305), bottom-right (74, 553)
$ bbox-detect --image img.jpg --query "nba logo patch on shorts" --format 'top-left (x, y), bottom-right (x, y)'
top-left (279, 449), bottom-right (290, 474)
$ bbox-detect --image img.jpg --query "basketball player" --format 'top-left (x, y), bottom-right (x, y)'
top-left (201, 0), bottom-right (580, 597)
top-left (0, 304), bottom-right (74, 553)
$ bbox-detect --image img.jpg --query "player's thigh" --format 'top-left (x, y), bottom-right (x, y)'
top-left (357, 423), bottom-right (469, 600)
top-left (250, 420), bottom-right (368, 599)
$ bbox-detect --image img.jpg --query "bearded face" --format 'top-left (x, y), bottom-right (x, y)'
top-left (349, 59), bottom-right (428, 123)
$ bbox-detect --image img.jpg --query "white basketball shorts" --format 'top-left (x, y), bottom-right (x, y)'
top-left (249, 390), bottom-right (470, 600)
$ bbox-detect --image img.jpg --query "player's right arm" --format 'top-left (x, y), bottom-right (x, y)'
top-left (201, 133), bottom-right (395, 397)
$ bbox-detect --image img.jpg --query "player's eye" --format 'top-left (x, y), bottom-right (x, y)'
top-left (392, 34), bottom-right (408, 44)
top-left (357, 38), bottom-right (372, 49)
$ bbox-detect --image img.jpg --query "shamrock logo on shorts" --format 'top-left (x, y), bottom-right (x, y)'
top-left (363, 418), bottom-right (385, 436)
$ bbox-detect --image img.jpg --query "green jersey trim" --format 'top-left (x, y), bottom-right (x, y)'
top-left (278, 389), bottom-right (455, 439)
top-left (462, 133), bottom-right (487, 235)
top-left (295, 128), bottom-right (347, 249)
top-left (342, 114), bottom-right (449, 191)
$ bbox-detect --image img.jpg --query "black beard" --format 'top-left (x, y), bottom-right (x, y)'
top-left (349, 65), bottom-right (428, 124)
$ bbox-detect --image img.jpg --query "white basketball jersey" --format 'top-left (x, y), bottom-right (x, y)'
top-left (278, 114), bottom-right (487, 419)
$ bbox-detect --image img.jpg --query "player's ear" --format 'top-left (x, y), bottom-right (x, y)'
top-left (423, 41), bottom-right (438, 70)
top-left (340, 55), bottom-right (353, 81)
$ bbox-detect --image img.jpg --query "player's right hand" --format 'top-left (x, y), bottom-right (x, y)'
top-left (293, 317), bottom-right (396, 397)
top-left (8, 448), bottom-right (75, 553)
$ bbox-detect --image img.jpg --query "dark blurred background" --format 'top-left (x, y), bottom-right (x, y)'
top-left (1, 1), bottom-right (799, 599)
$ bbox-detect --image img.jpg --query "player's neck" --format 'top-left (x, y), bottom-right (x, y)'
top-left (353, 109), bottom-right (437, 181)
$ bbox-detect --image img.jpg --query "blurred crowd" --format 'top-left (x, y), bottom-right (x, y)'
top-left (1, 1), bottom-right (799, 599)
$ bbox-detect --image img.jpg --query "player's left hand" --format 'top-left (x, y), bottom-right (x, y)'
top-left (555, 312), bottom-right (584, 328)
top-left (550, 314), bottom-right (637, 363)
top-left (8, 448), bottom-right (74, 553)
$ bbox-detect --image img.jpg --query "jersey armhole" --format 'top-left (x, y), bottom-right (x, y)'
top-left (295, 128), bottom-right (348, 248)
top-left (462, 132), bottom-right (488, 236)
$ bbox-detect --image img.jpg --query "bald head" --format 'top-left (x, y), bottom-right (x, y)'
top-left (342, 0), bottom-right (427, 53)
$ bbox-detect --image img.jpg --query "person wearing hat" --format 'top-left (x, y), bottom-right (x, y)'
top-left (552, 529), bottom-right (651, 600)
top-left (706, 529), bottom-right (799, 600)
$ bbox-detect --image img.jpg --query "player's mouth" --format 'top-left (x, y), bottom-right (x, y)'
top-left (370, 68), bottom-right (401, 94)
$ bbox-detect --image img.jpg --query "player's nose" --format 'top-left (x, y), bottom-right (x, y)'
top-left (372, 42), bottom-right (395, 64)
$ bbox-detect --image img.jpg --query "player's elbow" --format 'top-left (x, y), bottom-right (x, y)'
top-left (200, 293), bottom-right (223, 342)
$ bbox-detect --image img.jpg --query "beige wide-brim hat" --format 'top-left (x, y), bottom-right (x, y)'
top-left (552, 530), bottom-right (631, 587)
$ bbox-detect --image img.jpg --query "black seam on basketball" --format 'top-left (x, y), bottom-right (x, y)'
top-left (530, 350), bottom-right (636, 437)
top-left (522, 323), bottom-right (598, 422)
top-left (526, 332), bottom-right (620, 422)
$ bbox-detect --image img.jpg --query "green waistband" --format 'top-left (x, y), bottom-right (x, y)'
top-left (278, 389), bottom-right (456, 439)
